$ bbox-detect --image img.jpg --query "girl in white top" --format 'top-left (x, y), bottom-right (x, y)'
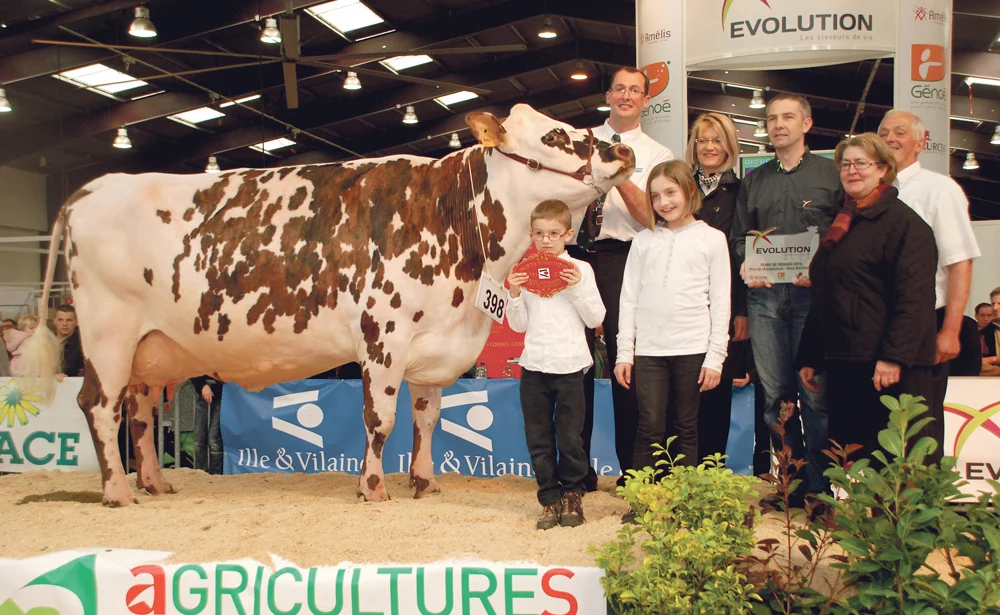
top-left (614, 160), bottom-right (731, 470)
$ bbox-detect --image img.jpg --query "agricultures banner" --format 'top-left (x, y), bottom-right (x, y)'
top-left (0, 549), bottom-right (607, 615)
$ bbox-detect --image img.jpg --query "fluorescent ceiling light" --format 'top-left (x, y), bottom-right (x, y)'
top-left (306, 0), bottom-right (384, 35)
top-left (731, 118), bottom-right (759, 126)
top-left (949, 116), bottom-right (980, 125)
top-left (965, 76), bottom-right (1000, 88)
top-left (249, 137), bottom-right (295, 153)
top-left (597, 104), bottom-right (611, 112)
top-left (219, 94), bottom-right (261, 108)
top-left (726, 83), bottom-right (759, 91)
top-left (130, 90), bottom-right (165, 100)
top-left (168, 107), bottom-right (226, 128)
top-left (380, 55), bottom-right (433, 72)
top-left (54, 63), bottom-right (149, 97)
top-left (434, 91), bottom-right (479, 107)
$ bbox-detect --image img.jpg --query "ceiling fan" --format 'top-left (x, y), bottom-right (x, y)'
top-left (34, 3), bottom-right (526, 109)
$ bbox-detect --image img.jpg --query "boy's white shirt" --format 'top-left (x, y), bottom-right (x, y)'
top-left (616, 219), bottom-right (731, 373)
top-left (507, 252), bottom-right (606, 374)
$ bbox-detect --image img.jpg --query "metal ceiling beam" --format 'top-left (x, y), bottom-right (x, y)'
top-left (0, 0), bottom-right (140, 52)
top-left (952, 51), bottom-right (1000, 80)
top-left (0, 92), bottom-right (209, 165)
top-left (954, 0), bottom-right (1000, 18)
top-left (0, 46), bottom-right (109, 84)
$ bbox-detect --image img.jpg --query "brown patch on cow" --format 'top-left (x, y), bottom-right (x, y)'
top-left (68, 239), bottom-right (79, 260)
top-left (390, 293), bottom-right (401, 309)
top-left (361, 368), bottom-right (380, 434)
top-left (413, 311), bottom-right (424, 322)
top-left (183, 208), bottom-right (195, 222)
top-left (171, 236), bottom-right (192, 301)
top-left (384, 353), bottom-right (392, 369)
top-left (143, 268), bottom-right (154, 285)
top-left (367, 474), bottom-right (381, 490)
top-left (382, 280), bottom-right (394, 296)
top-left (384, 385), bottom-right (396, 396)
top-left (452, 287), bottom-right (464, 307)
top-left (385, 321), bottom-right (395, 333)
top-left (415, 397), bottom-right (428, 411)
top-left (156, 210), bottom-right (172, 224)
top-left (131, 420), bottom-right (147, 440)
top-left (77, 359), bottom-right (109, 411)
top-left (260, 171), bottom-right (275, 183)
top-left (372, 432), bottom-right (386, 458)
top-left (217, 314), bottom-right (231, 341)
top-left (541, 128), bottom-right (576, 156)
top-left (288, 186), bottom-right (307, 211)
top-left (278, 167), bottom-right (296, 180)
top-left (359, 311), bottom-right (386, 364)
top-left (70, 270), bottom-right (79, 290)
top-left (366, 297), bottom-right (375, 310)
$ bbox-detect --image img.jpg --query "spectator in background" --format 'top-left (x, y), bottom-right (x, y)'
top-left (975, 303), bottom-right (994, 331)
top-left (685, 112), bottom-right (748, 463)
top-left (54, 304), bottom-right (84, 379)
top-left (798, 133), bottom-right (937, 465)
top-left (191, 375), bottom-right (224, 474)
top-left (0, 315), bottom-right (10, 378)
top-left (980, 288), bottom-right (1000, 376)
top-left (3, 319), bottom-right (16, 332)
top-left (952, 315), bottom-right (983, 377)
top-left (5, 314), bottom-right (40, 376)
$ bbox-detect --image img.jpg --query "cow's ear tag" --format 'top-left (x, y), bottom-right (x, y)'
top-left (474, 274), bottom-right (508, 324)
top-left (466, 112), bottom-right (507, 148)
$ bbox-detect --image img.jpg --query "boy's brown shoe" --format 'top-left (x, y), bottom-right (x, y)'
top-left (560, 492), bottom-right (585, 527)
top-left (537, 501), bottom-right (563, 530)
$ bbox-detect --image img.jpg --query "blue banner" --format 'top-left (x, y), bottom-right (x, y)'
top-left (222, 380), bottom-right (755, 478)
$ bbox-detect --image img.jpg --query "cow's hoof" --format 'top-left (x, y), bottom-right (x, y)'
top-left (358, 476), bottom-right (391, 502)
top-left (413, 478), bottom-right (441, 499)
top-left (140, 480), bottom-right (176, 496)
top-left (103, 494), bottom-right (139, 508)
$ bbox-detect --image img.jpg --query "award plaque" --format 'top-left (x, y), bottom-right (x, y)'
top-left (512, 249), bottom-right (574, 298)
top-left (744, 227), bottom-right (819, 285)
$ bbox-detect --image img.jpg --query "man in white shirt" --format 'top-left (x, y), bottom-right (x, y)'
top-left (878, 109), bottom-right (981, 463)
top-left (568, 66), bottom-right (673, 489)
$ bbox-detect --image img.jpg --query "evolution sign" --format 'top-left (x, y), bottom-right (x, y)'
top-left (687, 0), bottom-right (896, 70)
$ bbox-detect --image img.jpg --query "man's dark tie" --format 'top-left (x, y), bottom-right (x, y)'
top-left (577, 133), bottom-right (620, 250)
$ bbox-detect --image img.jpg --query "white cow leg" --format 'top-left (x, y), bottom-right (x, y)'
top-left (358, 362), bottom-right (402, 502)
top-left (408, 384), bottom-right (442, 499)
top-left (124, 384), bottom-right (174, 496)
top-left (78, 361), bottom-right (135, 507)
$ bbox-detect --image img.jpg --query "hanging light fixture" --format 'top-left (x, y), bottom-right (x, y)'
top-left (754, 120), bottom-right (767, 138)
top-left (113, 127), bottom-right (132, 149)
top-left (757, 144), bottom-right (767, 153)
top-left (402, 105), bottom-right (418, 124)
top-left (570, 62), bottom-right (588, 81)
top-left (448, 133), bottom-right (461, 148)
top-left (597, 104), bottom-right (611, 112)
top-left (991, 125), bottom-right (1000, 145)
top-left (962, 151), bottom-right (980, 170)
top-left (0, 88), bottom-right (11, 113)
top-left (749, 89), bottom-right (765, 109)
top-left (343, 71), bottom-right (361, 90)
top-left (260, 18), bottom-right (281, 44)
top-left (205, 156), bottom-right (221, 173)
top-left (538, 20), bottom-right (557, 39)
top-left (128, 6), bottom-right (157, 38)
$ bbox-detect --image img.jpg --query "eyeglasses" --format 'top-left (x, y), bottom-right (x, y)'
top-left (839, 159), bottom-right (878, 171)
top-left (609, 86), bottom-right (645, 97)
top-left (531, 230), bottom-right (568, 241)
top-left (695, 138), bottom-right (722, 146)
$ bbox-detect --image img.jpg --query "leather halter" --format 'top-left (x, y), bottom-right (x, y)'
top-left (492, 128), bottom-right (606, 195)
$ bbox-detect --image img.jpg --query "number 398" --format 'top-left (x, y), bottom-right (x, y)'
top-left (482, 288), bottom-right (505, 318)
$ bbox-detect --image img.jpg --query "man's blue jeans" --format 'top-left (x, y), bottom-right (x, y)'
top-left (747, 284), bottom-right (829, 496)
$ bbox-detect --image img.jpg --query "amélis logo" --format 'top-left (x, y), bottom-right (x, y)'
top-left (0, 380), bottom-right (43, 428)
top-left (440, 390), bottom-right (493, 452)
top-left (749, 227), bottom-right (778, 249)
top-left (270, 390), bottom-right (324, 448)
top-left (911, 44), bottom-right (945, 82)
top-left (721, 0), bottom-right (771, 28)
top-left (0, 554), bottom-right (98, 615)
top-left (913, 6), bottom-right (947, 23)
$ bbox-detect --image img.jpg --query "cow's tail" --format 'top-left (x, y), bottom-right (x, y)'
top-left (20, 211), bottom-right (67, 402)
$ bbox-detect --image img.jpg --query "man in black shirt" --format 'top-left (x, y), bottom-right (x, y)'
top-left (54, 304), bottom-right (84, 378)
top-left (730, 93), bottom-right (842, 505)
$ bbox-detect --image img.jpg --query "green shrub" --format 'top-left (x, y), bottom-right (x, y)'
top-left (593, 441), bottom-right (762, 615)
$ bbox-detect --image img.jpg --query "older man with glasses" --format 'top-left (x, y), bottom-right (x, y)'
top-left (566, 66), bottom-right (673, 494)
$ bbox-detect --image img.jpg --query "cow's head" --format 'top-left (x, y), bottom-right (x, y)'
top-left (466, 104), bottom-right (635, 195)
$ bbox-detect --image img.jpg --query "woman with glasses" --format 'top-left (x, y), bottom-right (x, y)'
top-left (796, 133), bottom-right (937, 464)
top-left (684, 112), bottom-right (747, 464)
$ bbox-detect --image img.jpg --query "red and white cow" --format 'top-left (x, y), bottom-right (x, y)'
top-left (24, 104), bottom-right (635, 507)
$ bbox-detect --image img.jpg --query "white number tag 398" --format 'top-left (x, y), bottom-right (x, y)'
top-left (475, 275), bottom-right (509, 324)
